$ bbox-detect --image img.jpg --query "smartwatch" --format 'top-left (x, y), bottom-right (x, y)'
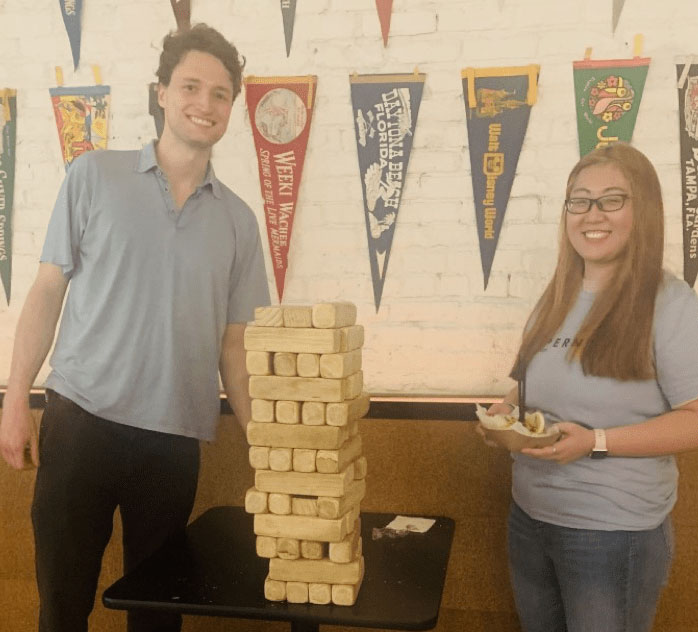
top-left (589, 428), bottom-right (608, 459)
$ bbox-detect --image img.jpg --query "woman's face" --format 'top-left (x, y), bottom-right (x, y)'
top-left (565, 163), bottom-right (634, 281)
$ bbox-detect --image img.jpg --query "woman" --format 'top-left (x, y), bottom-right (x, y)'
top-left (483, 143), bottom-right (698, 632)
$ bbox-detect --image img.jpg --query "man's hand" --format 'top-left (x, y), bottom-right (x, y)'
top-left (0, 396), bottom-right (38, 469)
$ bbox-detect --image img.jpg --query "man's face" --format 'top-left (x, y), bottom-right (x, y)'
top-left (158, 50), bottom-right (235, 150)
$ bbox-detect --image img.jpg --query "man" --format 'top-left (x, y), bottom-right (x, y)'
top-left (0, 24), bottom-right (269, 632)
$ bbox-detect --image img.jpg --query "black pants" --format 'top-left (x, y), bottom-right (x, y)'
top-left (31, 390), bottom-right (200, 632)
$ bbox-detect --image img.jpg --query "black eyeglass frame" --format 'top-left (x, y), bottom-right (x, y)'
top-left (564, 194), bottom-right (631, 215)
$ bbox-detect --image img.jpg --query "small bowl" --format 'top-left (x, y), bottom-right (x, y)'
top-left (482, 425), bottom-right (560, 452)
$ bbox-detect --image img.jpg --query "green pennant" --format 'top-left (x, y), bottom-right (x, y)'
top-left (0, 89), bottom-right (16, 305)
top-left (573, 55), bottom-right (650, 157)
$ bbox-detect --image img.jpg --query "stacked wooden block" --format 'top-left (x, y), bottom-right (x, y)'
top-left (244, 302), bottom-right (369, 606)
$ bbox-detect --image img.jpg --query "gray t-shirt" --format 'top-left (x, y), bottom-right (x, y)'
top-left (41, 142), bottom-right (270, 440)
top-left (513, 272), bottom-right (698, 530)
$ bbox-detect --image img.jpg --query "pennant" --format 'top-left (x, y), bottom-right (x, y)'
top-left (245, 76), bottom-right (317, 302)
top-left (170, 0), bottom-right (191, 31)
top-left (375, 0), bottom-right (393, 47)
top-left (280, 0), bottom-right (297, 57)
top-left (462, 65), bottom-right (539, 290)
top-left (58, 0), bottom-right (83, 70)
top-left (0, 89), bottom-right (17, 305)
top-left (350, 72), bottom-right (425, 311)
top-left (50, 80), bottom-right (110, 169)
top-left (573, 43), bottom-right (650, 157)
top-left (149, 82), bottom-right (164, 138)
top-left (677, 59), bottom-right (698, 288)
top-left (612, 0), bottom-right (625, 33)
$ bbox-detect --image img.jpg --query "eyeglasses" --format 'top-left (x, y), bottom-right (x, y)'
top-left (564, 194), bottom-right (630, 215)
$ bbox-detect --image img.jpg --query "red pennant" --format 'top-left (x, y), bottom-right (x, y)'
top-left (245, 76), bottom-right (317, 301)
top-left (375, 0), bottom-right (393, 47)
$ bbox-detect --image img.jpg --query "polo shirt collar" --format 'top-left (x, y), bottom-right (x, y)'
top-left (136, 141), bottom-right (222, 199)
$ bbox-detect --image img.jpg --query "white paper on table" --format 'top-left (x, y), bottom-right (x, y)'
top-left (385, 515), bottom-right (436, 533)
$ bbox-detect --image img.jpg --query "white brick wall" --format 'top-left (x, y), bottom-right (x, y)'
top-left (0, 0), bottom-right (695, 396)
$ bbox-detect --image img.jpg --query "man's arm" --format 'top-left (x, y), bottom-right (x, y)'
top-left (0, 263), bottom-right (68, 469)
top-left (219, 323), bottom-right (251, 434)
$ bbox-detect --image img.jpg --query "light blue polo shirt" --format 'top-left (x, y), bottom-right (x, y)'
top-left (41, 142), bottom-right (270, 440)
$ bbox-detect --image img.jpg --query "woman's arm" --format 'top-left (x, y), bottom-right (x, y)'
top-left (605, 398), bottom-right (698, 457)
top-left (522, 399), bottom-right (698, 464)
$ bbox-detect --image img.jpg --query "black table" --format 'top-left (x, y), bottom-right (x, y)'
top-left (103, 506), bottom-right (454, 632)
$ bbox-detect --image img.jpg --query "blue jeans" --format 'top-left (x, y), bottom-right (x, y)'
top-left (507, 502), bottom-right (673, 632)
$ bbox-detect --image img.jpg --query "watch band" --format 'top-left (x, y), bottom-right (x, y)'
top-left (590, 428), bottom-right (608, 459)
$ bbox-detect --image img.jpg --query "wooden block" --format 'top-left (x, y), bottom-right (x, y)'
top-left (254, 513), bottom-right (348, 542)
top-left (256, 465), bottom-right (354, 498)
top-left (283, 305), bottom-right (313, 328)
top-left (319, 349), bottom-right (362, 379)
top-left (338, 325), bottom-right (364, 352)
top-left (292, 449), bottom-right (316, 473)
top-left (249, 375), bottom-right (348, 403)
top-left (275, 400), bottom-right (300, 425)
top-left (251, 399), bottom-right (275, 423)
top-left (316, 435), bottom-right (363, 474)
top-left (348, 418), bottom-right (360, 437)
top-left (344, 371), bottom-right (363, 400)
top-left (269, 556), bottom-right (364, 584)
top-left (254, 306), bottom-right (283, 327)
top-left (249, 446), bottom-right (270, 470)
top-left (247, 421), bottom-right (347, 450)
top-left (246, 351), bottom-right (273, 376)
top-left (344, 505), bottom-right (361, 533)
top-left (257, 536), bottom-right (278, 558)
top-left (309, 582), bottom-right (332, 605)
top-left (311, 302), bottom-right (357, 329)
top-left (326, 392), bottom-right (370, 426)
top-left (244, 326), bottom-right (341, 354)
top-left (264, 576), bottom-right (286, 601)
top-left (273, 352), bottom-right (297, 377)
top-left (301, 540), bottom-right (326, 559)
top-left (268, 493), bottom-right (292, 515)
top-left (277, 537), bottom-right (300, 560)
top-left (331, 566), bottom-right (364, 606)
top-left (301, 401), bottom-right (326, 426)
top-left (245, 487), bottom-right (268, 514)
top-left (329, 519), bottom-right (362, 563)
top-left (296, 353), bottom-right (320, 377)
top-left (286, 581), bottom-right (309, 603)
top-left (269, 448), bottom-right (293, 472)
top-left (317, 479), bottom-right (366, 520)
top-left (354, 456), bottom-right (368, 480)
top-left (292, 495), bottom-right (318, 516)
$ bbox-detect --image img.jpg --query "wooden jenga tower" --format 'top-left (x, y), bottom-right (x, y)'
top-left (243, 302), bottom-right (369, 606)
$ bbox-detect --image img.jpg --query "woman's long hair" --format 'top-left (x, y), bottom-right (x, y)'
top-left (511, 143), bottom-right (664, 381)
